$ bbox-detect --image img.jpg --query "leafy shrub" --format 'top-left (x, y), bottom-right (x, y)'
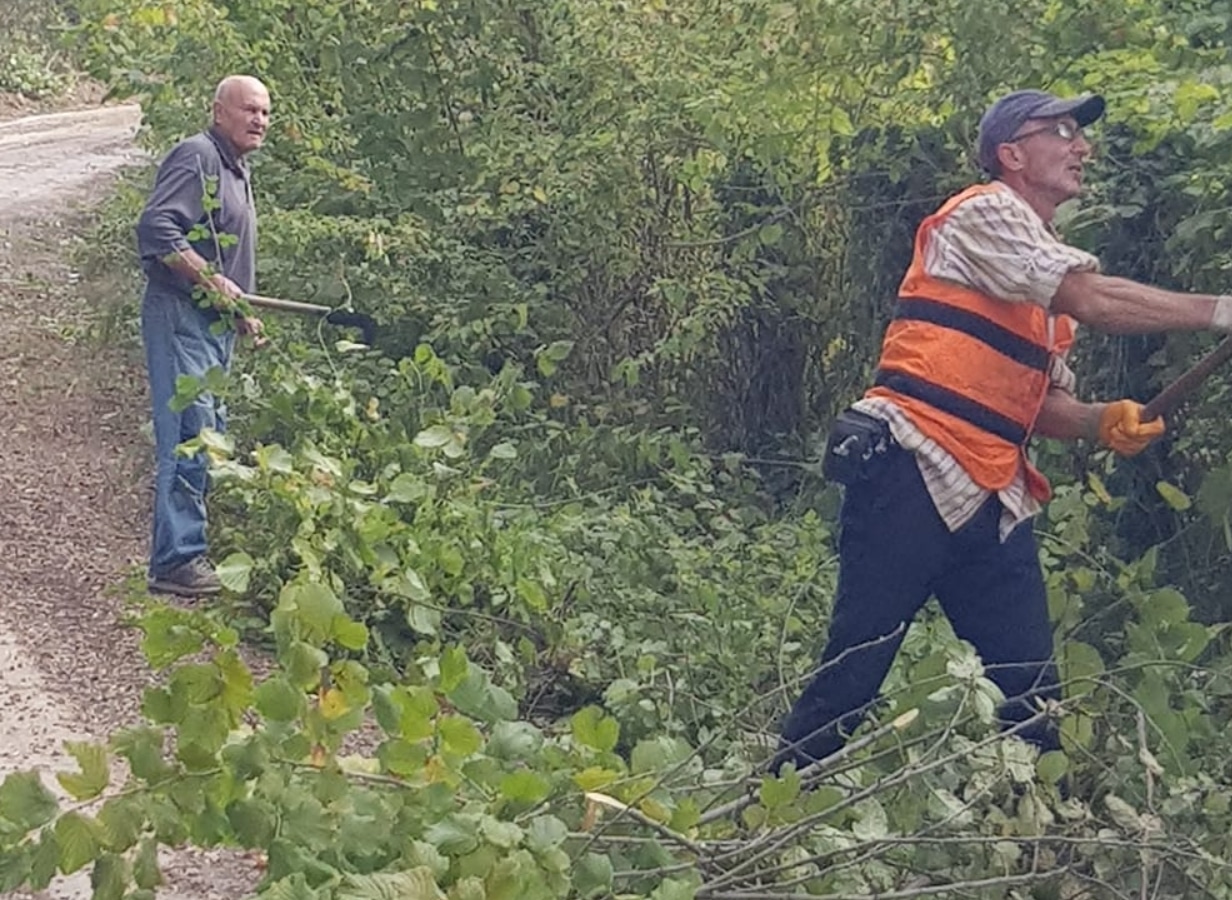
top-left (0, 44), bottom-right (69, 99)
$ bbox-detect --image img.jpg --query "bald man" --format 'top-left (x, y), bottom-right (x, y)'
top-left (136, 75), bottom-right (270, 597)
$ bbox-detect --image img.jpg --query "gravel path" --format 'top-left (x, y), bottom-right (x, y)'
top-left (0, 104), bottom-right (260, 899)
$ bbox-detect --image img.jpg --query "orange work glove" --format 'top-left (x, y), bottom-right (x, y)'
top-left (1097, 400), bottom-right (1166, 457)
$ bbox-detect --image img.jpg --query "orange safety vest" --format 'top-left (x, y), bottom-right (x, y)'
top-left (864, 183), bottom-right (1076, 502)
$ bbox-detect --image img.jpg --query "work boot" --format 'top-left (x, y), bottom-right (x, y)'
top-left (148, 556), bottom-right (222, 597)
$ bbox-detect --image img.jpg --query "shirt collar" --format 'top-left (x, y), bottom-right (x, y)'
top-left (207, 126), bottom-right (248, 176)
top-left (994, 180), bottom-right (1059, 235)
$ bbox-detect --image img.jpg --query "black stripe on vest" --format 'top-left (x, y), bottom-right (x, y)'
top-left (896, 297), bottom-right (1050, 372)
top-left (874, 370), bottom-right (1029, 446)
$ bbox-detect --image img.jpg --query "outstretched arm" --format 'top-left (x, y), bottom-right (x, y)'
top-left (1052, 271), bottom-right (1232, 335)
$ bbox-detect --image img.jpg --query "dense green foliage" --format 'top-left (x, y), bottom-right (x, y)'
top-left (0, 0), bottom-right (76, 97)
top-left (8, 0), bottom-right (1232, 897)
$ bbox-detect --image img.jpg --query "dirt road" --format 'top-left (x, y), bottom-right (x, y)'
top-left (0, 104), bottom-right (257, 899)
top-left (0, 106), bottom-right (142, 220)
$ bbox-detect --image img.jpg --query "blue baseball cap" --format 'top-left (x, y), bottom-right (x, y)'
top-left (977, 89), bottom-right (1105, 174)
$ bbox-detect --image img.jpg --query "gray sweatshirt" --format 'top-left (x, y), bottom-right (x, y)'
top-left (136, 126), bottom-right (257, 299)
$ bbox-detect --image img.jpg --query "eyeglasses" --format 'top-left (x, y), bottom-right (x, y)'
top-left (1008, 120), bottom-right (1084, 143)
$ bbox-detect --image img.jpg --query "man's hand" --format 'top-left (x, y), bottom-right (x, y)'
top-left (236, 315), bottom-right (267, 349)
top-left (1098, 400), bottom-right (1166, 457)
top-left (163, 250), bottom-right (244, 310)
top-left (236, 315), bottom-right (263, 336)
top-left (205, 273), bottom-right (244, 308)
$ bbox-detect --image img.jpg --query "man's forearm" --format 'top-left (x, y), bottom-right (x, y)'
top-left (162, 247), bottom-right (215, 286)
top-left (1033, 388), bottom-right (1104, 441)
top-left (1053, 271), bottom-right (1228, 334)
top-left (161, 248), bottom-right (242, 312)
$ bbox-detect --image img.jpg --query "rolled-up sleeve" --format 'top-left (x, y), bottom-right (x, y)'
top-left (922, 188), bottom-right (1101, 308)
top-left (136, 147), bottom-right (211, 265)
top-left (1048, 354), bottom-right (1078, 394)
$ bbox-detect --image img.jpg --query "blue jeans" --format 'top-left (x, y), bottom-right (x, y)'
top-left (141, 288), bottom-right (234, 577)
top-left (776, 444), bottom-right (1061, 770)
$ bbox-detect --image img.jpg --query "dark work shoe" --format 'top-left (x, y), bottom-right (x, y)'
top-left (148, 557), bottom-right (222, 597)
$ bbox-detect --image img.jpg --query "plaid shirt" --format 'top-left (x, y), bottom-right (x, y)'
top-left (855, 183), bottom-right (1101, 541)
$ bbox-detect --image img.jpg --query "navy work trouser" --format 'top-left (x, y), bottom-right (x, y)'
top-left (775, 444), bottom-right (1061, 771)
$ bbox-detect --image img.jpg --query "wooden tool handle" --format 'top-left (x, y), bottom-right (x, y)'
top-left (1142, 335), bottom-right (1232, 421)
top-left (242, 292), bottom-right (333, 316)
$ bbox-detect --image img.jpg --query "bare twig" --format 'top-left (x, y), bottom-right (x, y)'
top-left (697, 710), bottom-right (918, 826)
top-left (698, 868), bottom-right (1068, 900)
top-left (579, 618), bottom-right (916, 858)
top-left (740, 831), bottom-right (1232, 891)
top-left (700, 707), bottom-right (1067, 893)
top-left (664, 208), bottom-right (791, 249)
top-left (583, 791), bottom-right (707, 858)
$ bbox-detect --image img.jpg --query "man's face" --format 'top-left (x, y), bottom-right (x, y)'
top-left (214, 79), bottom-right (271, 156)
top-left (1004, 115), bottom-right (1092, 203)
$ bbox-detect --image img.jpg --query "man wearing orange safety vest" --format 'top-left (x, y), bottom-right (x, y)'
top-left (775, 89), bottom-right (1232, 773)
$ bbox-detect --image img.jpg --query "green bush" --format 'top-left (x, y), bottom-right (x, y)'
top-left (0, 43), bottom-right (69, 99)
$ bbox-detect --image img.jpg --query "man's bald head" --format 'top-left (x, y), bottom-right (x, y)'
top-left (214, 75), bottom-right (265, 105)
top-left (212, 75), bottom-right (271, 156)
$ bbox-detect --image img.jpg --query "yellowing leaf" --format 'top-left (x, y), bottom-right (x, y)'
top-left (320, 688), bottom-right (350, 720)
top-left (573, 767), bottom-right (621, 791)
top-left (1156, 481), bottom-right (1192, 511)
top-left (1088, 472), bottom-right (1113, 505)
top-left (830, 105), bottom-right (855, 136)
top-left (424, 755), bottom-right (451, 784)
top-left (638, 797), bottom-right (671, 823)
top-left (131, 6), bottom-right (169, 26)
top-left (891, 708), bottom-right (919, 730)
top-left (56, 742), bottom-right (109, 802)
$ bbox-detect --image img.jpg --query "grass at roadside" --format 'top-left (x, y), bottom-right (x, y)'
top-left (0, 2), bottom-right (108, 120)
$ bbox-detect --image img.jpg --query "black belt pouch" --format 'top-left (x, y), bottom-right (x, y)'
top-left (821, 408), bottom-right (893, 485)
